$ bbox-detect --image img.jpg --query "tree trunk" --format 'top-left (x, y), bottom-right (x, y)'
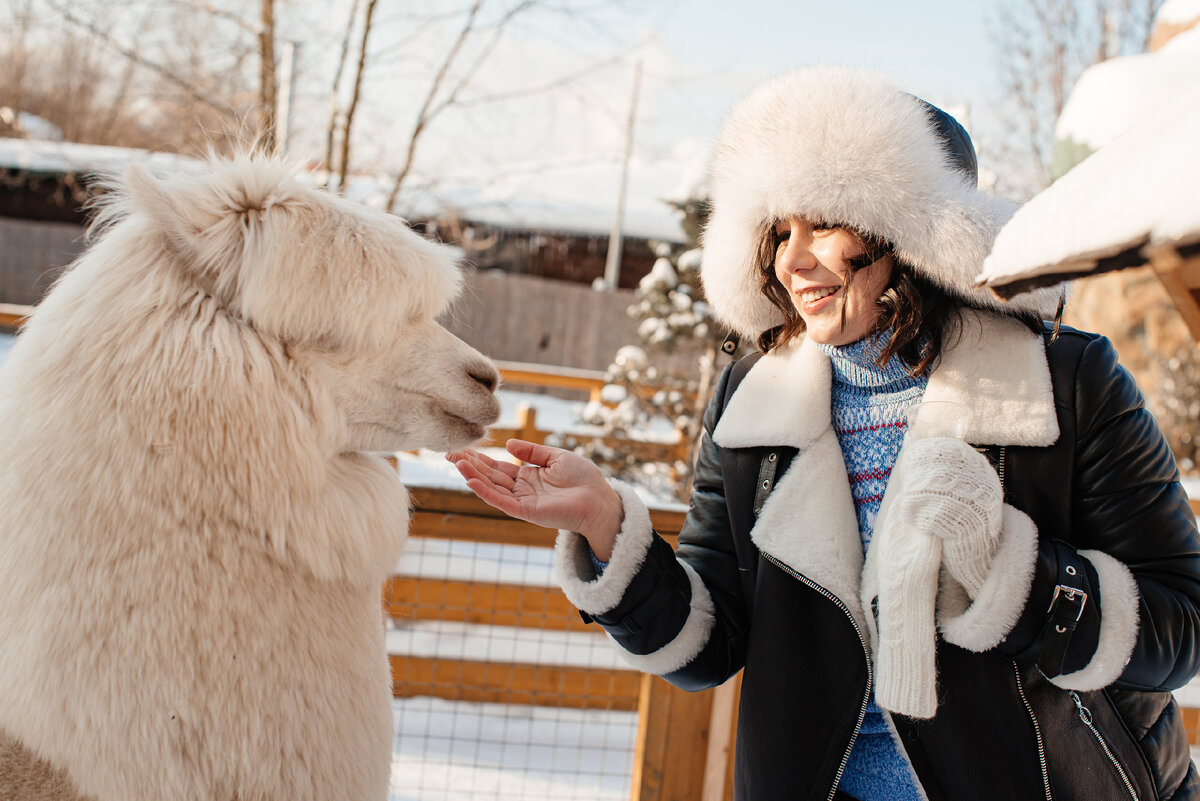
top-left (258, 0), bottom-right (277, 152)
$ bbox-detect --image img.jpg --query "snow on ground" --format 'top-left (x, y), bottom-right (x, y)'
top-left (391, 697), bottom-right (635, 801)
top-left (398, 536), bottom-right (556, 586)
top-left (388, 621), bottom-right (621, 671)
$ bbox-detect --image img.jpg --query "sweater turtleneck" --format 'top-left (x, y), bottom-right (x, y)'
top-left (816, 335), bottom-right (928, 546)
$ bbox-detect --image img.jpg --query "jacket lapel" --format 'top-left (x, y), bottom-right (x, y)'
top-left (711, 310), bottom-right (1059, 622)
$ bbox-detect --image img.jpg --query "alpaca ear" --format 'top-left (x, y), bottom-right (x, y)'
top-left (124, 163), bottom-right (219, 268)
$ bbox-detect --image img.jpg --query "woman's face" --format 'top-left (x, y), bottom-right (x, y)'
top-left (772, 216), bottom-right (894, 346)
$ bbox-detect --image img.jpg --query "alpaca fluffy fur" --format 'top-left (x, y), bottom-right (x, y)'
top-left (700, 66), bottom-right (1064, 340)
top-left (0, 155), bottom-right (500, 801)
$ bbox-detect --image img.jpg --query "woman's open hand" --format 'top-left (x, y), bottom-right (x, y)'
top-left (446, 439), bottom-right (623, 560)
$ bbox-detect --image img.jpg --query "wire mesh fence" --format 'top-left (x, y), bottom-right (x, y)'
top-left (387, 534), bottom-right (640, 801)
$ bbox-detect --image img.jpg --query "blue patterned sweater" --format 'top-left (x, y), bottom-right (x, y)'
top-left (818, 335), bottom-right (927, 801)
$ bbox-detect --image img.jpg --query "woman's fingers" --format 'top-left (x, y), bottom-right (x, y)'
top-left (453, 456), bottom-right (511, 493)
top-left (506, 438), bottom-right (565, 468)
top-left (464, 477), bottom-right (524, 519)
top-left (447, 449), bottom-right (521, 487)
top-left (456, 452), bottom-right (519, 490)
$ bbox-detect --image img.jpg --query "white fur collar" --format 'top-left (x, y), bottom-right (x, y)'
top-left (713, 311), bottom-right (1059, 450)
top-left (710, 311), bottom-right (1059, 622)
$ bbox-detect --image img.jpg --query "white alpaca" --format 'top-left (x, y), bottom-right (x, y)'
top-left (0, 155), bottom-right (501, 801)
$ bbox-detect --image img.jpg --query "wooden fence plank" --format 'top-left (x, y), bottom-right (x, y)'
top-left (407, 485), bottom-right (687, 542)
top-left (493, 360), bottom-right (606, 398)
top-left (384, 576), bottom-right (598, 633)
top-left (391, 655), bottom-right (640, 711)
top-left (0, 303), bottom-right (32, 329)
top-left (631, 674), bottom-right (714, 801)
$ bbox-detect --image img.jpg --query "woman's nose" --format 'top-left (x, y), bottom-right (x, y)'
top-left (777, 236), bottom-right (815, 274)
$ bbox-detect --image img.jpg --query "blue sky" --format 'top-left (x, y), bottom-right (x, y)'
top-left (650, 0), bottom-right (996, 107)
top-left (483, 0), bottom-right (1011, 196)
top-left (284, 0), bottom-right (1017, 230)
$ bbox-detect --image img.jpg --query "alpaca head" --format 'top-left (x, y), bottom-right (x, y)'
top-left (120, 154), bottom-right (501, 452)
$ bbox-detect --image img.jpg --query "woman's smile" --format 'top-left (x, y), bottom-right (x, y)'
top-left (796, 285), bottom-right (840, 307)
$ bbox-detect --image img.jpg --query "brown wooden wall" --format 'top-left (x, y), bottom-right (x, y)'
top-left (441, 269), bottom-right (640, 370)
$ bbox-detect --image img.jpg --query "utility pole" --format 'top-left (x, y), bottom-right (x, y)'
top-left (602, 58), bottom-right (643, 291)
top-left (277, 41), bottom-right (297, 154)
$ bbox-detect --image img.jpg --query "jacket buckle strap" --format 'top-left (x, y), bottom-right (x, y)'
top-left (1037, 548), bottom-right (1089, 678)
top-left (752, 450), bottom-right (780, 517)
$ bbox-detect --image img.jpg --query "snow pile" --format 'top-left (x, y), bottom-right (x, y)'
top-left (1056, 25), bottom-right (1200, 151)
top-left (0, 109), bottom-right (63, 141)
top-left (980, 82), bottom-right (1200, 289)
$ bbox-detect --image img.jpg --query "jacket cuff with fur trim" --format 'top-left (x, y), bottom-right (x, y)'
top-left (554, 480), bottom-right (716, 676)
top-left (940, 509), bottom-right (1140, 691)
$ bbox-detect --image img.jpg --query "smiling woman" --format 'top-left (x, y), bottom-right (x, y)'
top-left (768, 216), bottom-right (894, 346)
top-left (450, 65), bottom-right (1200, 801)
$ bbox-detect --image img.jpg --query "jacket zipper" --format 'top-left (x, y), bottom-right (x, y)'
top-left (1070, 692), bottom-right (1139, 800)
top-left (1012, 662), bottom-right (1053, 801)
top-left (761, 551), bottom-right (871, 801)
top-left (1001, 454), bottom-right (1055, 801)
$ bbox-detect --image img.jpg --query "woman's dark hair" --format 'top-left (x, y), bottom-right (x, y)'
top-left (755, 223), bottom-right (1044, 376)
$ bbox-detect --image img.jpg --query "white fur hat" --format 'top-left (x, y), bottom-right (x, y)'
top-left (700, 66), bottom-right (1064, 340)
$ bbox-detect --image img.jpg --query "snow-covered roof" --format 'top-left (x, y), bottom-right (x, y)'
top-left (0, 137), bottom-right (198, 178)
top-left (339, 161), bottom-right (687, 243)
top-left (1056, 25), bottom-right (1200, 151)
top-left (979, 63), bottom-right (1200, 295)
top-left (0, 137), bottom-right (686, 242)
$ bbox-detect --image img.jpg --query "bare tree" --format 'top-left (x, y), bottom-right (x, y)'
top-left (336, 0), bottom-right (379, 194)
top-left (321, 0), bottom-right (362, 185)
top-left (0, 0), bottom-right (280, 152)
top-left (259, 0), bottom-right (277, 152)
top-left (989, 0), bottom-right (1163, 197)
top-left (313, 0), bottom-right (630, 207)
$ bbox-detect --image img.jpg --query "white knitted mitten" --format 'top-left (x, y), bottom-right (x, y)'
top-left (895, 437), bottom-right (1003, 597)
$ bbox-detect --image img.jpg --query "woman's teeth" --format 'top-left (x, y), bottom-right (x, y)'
top-left (798, 286), bottom-right (839, 303)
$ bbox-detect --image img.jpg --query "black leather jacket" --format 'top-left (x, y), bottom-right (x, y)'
top-left (586, 326), bottom-right (1200, 801)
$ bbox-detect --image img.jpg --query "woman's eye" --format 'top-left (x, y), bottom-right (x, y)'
top-left (812, 221), bottom-right (837, 232)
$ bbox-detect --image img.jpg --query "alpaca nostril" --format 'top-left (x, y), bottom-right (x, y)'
top-left (470, 364), bottom-right (499, 393)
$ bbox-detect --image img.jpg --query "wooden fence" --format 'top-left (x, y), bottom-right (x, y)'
top-left (396, 484), bottom-right (738, 801)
